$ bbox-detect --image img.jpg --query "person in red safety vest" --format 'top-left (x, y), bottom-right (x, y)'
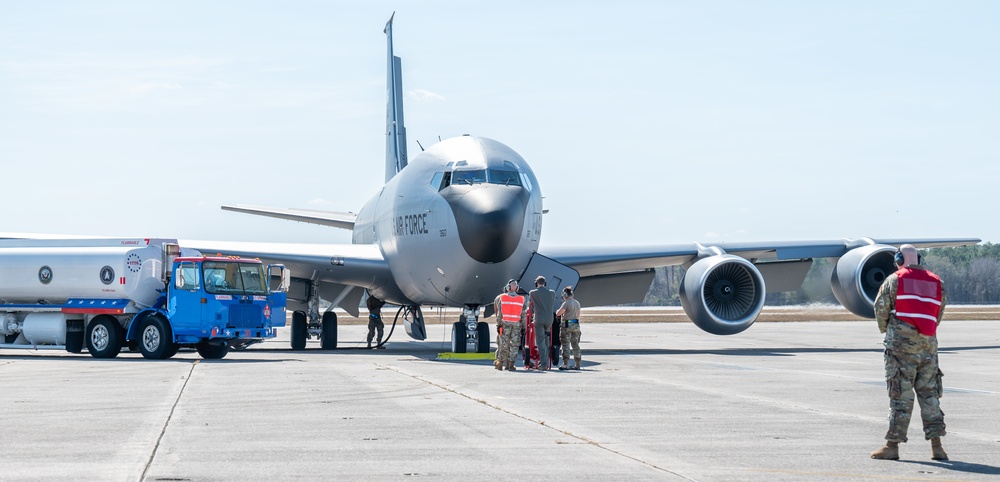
top-left (870, 244), bottom-right (948, 462)
top-left (496, 279), bottom-right (526, 371)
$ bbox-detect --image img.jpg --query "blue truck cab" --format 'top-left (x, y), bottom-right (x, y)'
top-left (127, 255), bottom-right (288, 359)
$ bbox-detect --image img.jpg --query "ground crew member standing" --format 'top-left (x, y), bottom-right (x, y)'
top-left (870, 244), bottom-right (948, 461)
top-left (493, 287), bottom-right (506, 370)
top-left (366, 293), bottom-right (387, 349)
top-left (556, 286), bottom-right (582, 370)
top-left (497, 280), bottom-right (526, 371)
top-left (528, 276), bottom-right (556, 370)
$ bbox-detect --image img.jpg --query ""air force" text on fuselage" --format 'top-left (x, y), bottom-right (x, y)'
top-left (394, 213), bottom-right (428, 236)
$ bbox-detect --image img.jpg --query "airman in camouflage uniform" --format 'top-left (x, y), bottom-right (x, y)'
top-left (493, 290), bottom-right (505, 370)
top-left (871, 245), bottom-right (948, 461)
top-left (496, 280), bottom-right (526, 371)
top-left (556, 286), bottom-right (583, 370)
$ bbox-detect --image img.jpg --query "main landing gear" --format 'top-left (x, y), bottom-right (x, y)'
top-left (450, 306), bottom-right (490, 354)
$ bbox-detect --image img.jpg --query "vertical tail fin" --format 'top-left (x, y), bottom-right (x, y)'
top-left (384, 13), bottom-right (407, 183)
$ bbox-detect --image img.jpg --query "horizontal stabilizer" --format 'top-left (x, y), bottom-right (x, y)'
top-left (222, 204), bottom-right (356, 230)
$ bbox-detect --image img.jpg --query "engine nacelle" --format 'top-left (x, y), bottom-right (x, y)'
top-left (831, 244), bottom-right (897, 318)
top-left (680, 255), bottom-right (766, 335)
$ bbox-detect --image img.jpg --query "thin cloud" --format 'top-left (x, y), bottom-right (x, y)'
top-left (129, 82), bottom-right (183, 94)
top-left (409, 89), bottom-right (445, 102)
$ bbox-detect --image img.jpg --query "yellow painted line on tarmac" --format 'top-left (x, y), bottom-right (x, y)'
top-left (437, 352), bottom-right (496, 360)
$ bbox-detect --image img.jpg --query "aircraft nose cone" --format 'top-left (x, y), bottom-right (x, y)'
top-left (445, 186), bottom-right (528, 264)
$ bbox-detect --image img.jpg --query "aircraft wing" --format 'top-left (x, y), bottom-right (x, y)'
top-left (221, 205), bottom-right (357, 230)
top-left (181, 240), bottom-right (388, 317)
top-left (541, 237), bottom-right (980, 277)
top-left (539, 237), bottom-right (980, 307)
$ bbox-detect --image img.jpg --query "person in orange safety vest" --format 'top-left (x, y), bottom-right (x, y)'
top-left (495, 279), bottom-right (526, 371)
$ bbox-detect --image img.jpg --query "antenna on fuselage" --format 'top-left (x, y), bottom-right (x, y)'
top-left (384, 12), bottom-right (408, 183)
top-left (415, 140), bottom-right (425, 152)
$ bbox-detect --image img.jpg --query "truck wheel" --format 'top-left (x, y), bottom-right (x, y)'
top-left (476, 321), bottom-right (490, 354)
top-left (196, 342), bottom-right (228, 359)
top-left (450, 321), bottom-right (466, 353)
top-left (138, 316), bottom-right (175, 360)
top-left (86, 316), bottom-right (123, 359)
top-left (291, 311), bottom-right (307, 350)
top-left (321, 312), bottom-right (337, 350)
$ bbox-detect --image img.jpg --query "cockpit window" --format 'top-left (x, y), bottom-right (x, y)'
top-left (487, 169), bottom-right (521, 186)
top-left (440, 167), bottom-right (524, 189)
top-left (452, 169), bottom-right (486, 185)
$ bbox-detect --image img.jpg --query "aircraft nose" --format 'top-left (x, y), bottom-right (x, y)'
top-left (445, 186), bottom-right (528, 264)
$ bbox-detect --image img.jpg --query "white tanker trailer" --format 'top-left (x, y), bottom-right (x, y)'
top-left (0, 238), bottom-right (288, 359)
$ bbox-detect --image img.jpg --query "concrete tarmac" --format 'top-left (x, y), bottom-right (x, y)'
top-left (1, 319), bottom-right (999, 481)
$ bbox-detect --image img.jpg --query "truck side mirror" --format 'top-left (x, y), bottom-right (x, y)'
top-left (267, 264), bottom-right (290, 293)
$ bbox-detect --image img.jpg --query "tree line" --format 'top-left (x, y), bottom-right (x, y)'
top-left (641, 243), bottom-right (1000, 306)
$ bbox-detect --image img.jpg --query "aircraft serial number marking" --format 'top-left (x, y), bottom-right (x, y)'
top-left (394, 213), bottom-right (429, 236)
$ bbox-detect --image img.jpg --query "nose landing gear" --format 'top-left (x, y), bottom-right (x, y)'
top-left (451, 306), bottom-right (490, 354)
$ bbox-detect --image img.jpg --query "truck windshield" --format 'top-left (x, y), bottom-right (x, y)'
top-left (203, 261), bottom-right (268, 295)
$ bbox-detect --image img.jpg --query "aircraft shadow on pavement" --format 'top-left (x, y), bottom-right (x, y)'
top-left (900, 459), bottom-right (1000, 475)
top-left (582, 345), bottom-right (1000, 357)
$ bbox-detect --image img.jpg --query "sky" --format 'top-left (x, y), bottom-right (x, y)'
top-left (1, 1), bottom-right (997, 248)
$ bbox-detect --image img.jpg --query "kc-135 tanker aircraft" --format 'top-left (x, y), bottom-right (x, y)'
top-left (6, 15), bottom-right (979, 355)
top-left (172, 14), bottom-right (978, 353)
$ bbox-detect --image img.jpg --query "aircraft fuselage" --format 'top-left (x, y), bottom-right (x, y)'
top-left (353, 135), bottom-right (543, 308)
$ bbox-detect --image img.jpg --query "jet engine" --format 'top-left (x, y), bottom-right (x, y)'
top-left (831, 244), bottom-right (897, 318)
top-left (680, 255), bottom-right (766, 335)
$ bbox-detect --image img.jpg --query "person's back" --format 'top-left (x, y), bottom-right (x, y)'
top-left (529, 286), bottom-right (556, 324)
top-left (870, 244), bottom-right (948, 461)
top-left (528, 276), bottom-right (557, 369)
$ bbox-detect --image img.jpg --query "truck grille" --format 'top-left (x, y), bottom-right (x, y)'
top-left (228, 304), bottom-right (264, 329)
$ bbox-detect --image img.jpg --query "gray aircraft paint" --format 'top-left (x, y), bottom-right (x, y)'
top-left (183, 15), bottom-right (978, 342)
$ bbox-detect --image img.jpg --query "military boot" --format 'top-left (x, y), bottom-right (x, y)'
top-left (931, 437), bottom-right (948, 461)
top-left (506, 360), bottom-right (516, 371)
top-left (870, 441), bottom-right (899, 460)
top-left (573, 357), bottom-right (582, 370)
top-left (494, 359), bottom-right (503, 371)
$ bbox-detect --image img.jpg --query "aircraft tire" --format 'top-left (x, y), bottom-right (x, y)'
top-left (196, 342), bottom-right (229, 359)
top-left (476, 321), bottom-right (490, 353)
top-left (291, 311), bottom-right (307, 350)
top-left (86, 316), bottom-right (123, 359)
top-left (451, 321), bottom-right (466, 353)
top-left (165, 343), bottom-right (180, 359)
top-left (321, 312), bottom-right (338, 350)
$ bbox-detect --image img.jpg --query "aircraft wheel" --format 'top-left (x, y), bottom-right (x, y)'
top-left (86, 316), bottom-right (123, 359)
top-left (291, 311), bottom-right (307, 350)
top-left (451, 321), bottom-right (466, 353)
top-left (321, 312), bottom-right (338, 350)
top-left (196, 342), bottom-right (229, 359)
top-left (476, 321), bottom-right (490, 353)
top-left (138, 316), bottom-right (175, 360)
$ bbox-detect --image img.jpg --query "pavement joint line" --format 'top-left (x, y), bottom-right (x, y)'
top-left (378, 363), bottom-right (699, 481)
top-left (141, 359), bottom-right (200, 482)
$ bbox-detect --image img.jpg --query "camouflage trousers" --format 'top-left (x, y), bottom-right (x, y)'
top-left (366, 315), bottom-right (384, 343)
top-left (560, 322), bottom-right (582, 361)
top-left (882, 319), bottom-right (946, 443)
top-left (497, 322), bottom-right (521, 364)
